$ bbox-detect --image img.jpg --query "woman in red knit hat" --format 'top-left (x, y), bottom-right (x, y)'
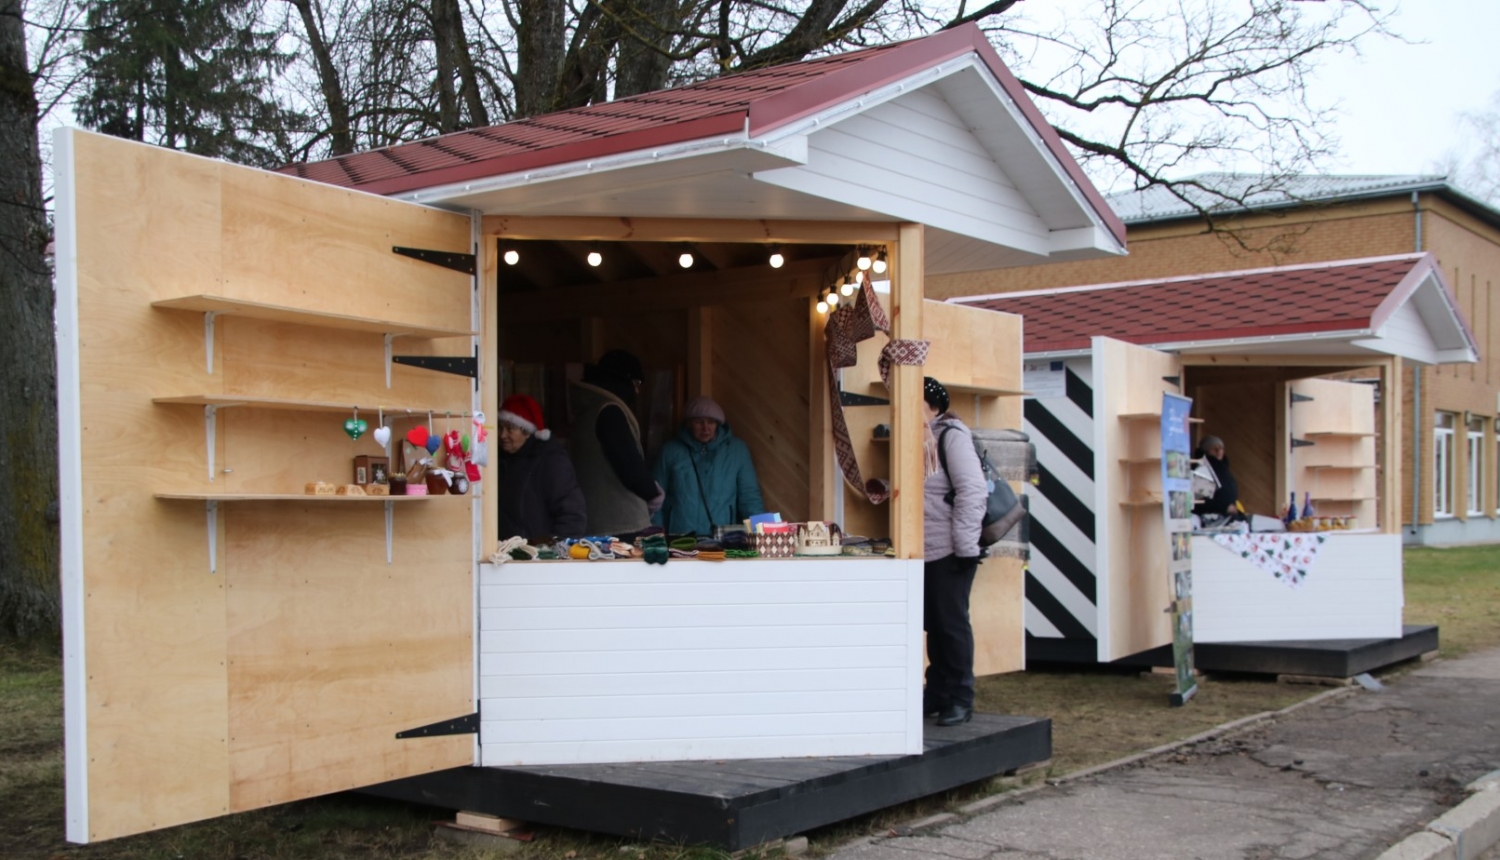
top-left (496, 393), bottom-right (587, 540)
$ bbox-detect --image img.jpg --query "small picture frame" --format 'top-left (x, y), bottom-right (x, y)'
top-left (354, 455), bottom-right (390, 487)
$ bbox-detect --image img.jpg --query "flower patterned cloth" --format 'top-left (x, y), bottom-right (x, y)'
top-left (1211, 532), bottom-right (1328, 588)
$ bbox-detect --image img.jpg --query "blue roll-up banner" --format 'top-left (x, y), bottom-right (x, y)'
top-left (1161, 392), bottom-right (1197, 706)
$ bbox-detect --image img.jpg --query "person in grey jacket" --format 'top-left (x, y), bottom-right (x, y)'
top-left (921, 376), bottom-right (987, 726)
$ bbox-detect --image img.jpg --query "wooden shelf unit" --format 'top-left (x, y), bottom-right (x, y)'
top-left (1303, 431), bottom-right (1377, 438)
top-left (1305, 464), bottom-right (1378, 471)
top-left (155, 492), bottom-right (455, 501)
top-left (154, 394), bottom-right (468, 417)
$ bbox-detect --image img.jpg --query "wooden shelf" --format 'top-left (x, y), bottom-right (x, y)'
top-left (154, 394), bottom-right (468, 416)
top-left (156, 492), bottom-right (459, 501)
top-left (1119, 457), bottom-right (1162, 465)
top-left (1120, 498), bottom-right (1163, 507)
top-left (153, 294), bottom-right (477, 339)
top-left (945, 383), bottom-right (1031, 397)
top-left (1304, 464), bottom-right (1378, 470)
top-left (1303, 431), bottom-right (1377, 438)
top-left (1309, 496), bottom-right (1376, 503)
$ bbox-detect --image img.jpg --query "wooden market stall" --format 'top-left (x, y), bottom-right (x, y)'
top-left (954, 254), bottom-right (1478, 672)
top-left (54, 24), bottom-right (1127, 847)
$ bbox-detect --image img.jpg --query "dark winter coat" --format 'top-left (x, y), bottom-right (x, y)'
top-left (651, 422), bottom-right (764, 535)
top-left (497, 435), bottom-right (588, 540)
top-left (1192, 450), bottom-right (1239, 516)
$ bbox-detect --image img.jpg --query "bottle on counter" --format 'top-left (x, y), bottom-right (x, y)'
top-left (1283, 491), bottom-right (1298, 527)
top-left (1301, 491), bottom-right (1315, 520)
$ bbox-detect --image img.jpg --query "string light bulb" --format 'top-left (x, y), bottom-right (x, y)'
top-left (826, 290), bottom-right (840, 307)
top-left (768, 245), bottom-right (785, 269)
top-left (840, 276), bottom-right (856, 297)
top-left (856, 247), bottom-right (872, 271)
top-left (872, 249), bottom-right (888, 274)
top-left (678, 246), bottom-right (695, 269)
top-left (586, 244), bottom-right (602, 267)
top-left (502, 247), bottom-right (520, 266)
top-left (816, 299), bottom-right (829, 314)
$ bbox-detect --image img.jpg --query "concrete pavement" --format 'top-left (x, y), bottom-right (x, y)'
top-left (828, 647), bottom-right (1500, 860)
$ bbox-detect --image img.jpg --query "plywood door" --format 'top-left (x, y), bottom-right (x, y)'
top-left (1286, 377), bottom-right (1378, 529)
top-left (1094, 337), bottom-right (1182, 662)
top-left (55, 130), bottom-right (477, 842)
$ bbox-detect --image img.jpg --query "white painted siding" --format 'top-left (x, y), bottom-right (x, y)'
top-left (1192, 534), bottom-right (1404, 642)
top-left (478, 558), bottom-right (924, 766)
top-left (755, 89), bottom-right (1053, 256)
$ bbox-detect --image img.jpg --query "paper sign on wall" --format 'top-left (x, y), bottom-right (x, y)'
top-left (1022, 361), bottom-right (1066, 400)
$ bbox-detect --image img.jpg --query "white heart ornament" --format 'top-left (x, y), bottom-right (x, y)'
top-left (373, 426), bottom-right (391, 448)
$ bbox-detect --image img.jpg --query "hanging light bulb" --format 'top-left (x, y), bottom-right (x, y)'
top-left (840, 277), bottom-right (856, 297)
top-left (826, 289), bottom-right (840, 307)
top-left (768, 245), bottom-right (785, 269)
top-left (586, 244), bottom-right (603, 267)
top-left (678, 246), bottom-right (695, 269)
top-left (816, 299), bottom-right (829, 314)
top-left (872, 249), bottom-right (888, 274)
top-left (856, 247), bottom-right (872, 271)
top-left (502, 247), bottom-right (520, 266)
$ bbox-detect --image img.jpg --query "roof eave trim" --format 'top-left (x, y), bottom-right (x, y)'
top-left (358, 111), bottom-right (750, 198)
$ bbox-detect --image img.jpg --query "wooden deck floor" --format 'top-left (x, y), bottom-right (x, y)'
top-left (1107, 624), bottom-right (1440, 678)
top-left (363, 712), bottom-right (1051, 850)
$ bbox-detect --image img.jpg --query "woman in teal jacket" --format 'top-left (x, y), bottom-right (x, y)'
top-left (652, 397), bottom-right (765, 535)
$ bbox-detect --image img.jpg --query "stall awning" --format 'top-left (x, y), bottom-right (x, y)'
top-left (953, 253), bottom-right (1479, 365)
top-left (279, 24), bottom-right (1125, 275)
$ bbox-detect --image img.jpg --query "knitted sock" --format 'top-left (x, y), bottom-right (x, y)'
top-left (642, 534), bottom-right (669, 565)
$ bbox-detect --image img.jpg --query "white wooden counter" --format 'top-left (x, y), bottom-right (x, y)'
top-left (1191, 533), bottom-right (1403, 643)
top-left (477, 557), bottom-right (924, 766)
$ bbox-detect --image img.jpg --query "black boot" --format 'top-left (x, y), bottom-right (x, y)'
top-left (935, 704), bottom-right (972, 726)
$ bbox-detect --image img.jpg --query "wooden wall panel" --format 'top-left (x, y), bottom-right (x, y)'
top-left (1287, 377), bottom-right (1378, 529)
top-left (1096, 337), bottom-right (1180, 662)
top-left (713, 298), bottom-right (811, 522)
top-left (1191, 380), bottom-right (1279, 518)
top-left (61, 131), bottom-right (474, 842)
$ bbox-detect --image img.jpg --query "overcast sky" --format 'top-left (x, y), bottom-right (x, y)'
top-left (1314, 0), bottom-right (1500, 176)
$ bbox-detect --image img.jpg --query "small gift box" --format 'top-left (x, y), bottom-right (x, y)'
top-left (753, 528), bottom-right (799, 559)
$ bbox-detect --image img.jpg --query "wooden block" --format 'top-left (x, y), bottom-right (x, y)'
top-left (434, 821), bottom-right (523, 852)
top-left (304, 481), bottom-right (335, 495)
top-left (1420, 649), bottom-right (1440, 662)
top-left (335, 484), bottom-right (365, 496)
top-left (365, 483), bottom-right (389, 496)
top-left (455, 811), bottom-right (526, 833)
top-left (1277, 673), bottom-right (1355, 687)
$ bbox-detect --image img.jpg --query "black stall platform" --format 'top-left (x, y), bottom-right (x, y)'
top-left (363, 713), bottom-right (1050, 850)
top-left (1117, 624), bottom-right (1439, 678)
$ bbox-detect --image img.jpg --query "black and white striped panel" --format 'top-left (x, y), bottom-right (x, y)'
top-left (1021, 359), bottom-right (1099, 657)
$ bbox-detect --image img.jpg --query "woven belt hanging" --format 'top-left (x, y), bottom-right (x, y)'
top-left (825, 272), bottom-right (929, 504)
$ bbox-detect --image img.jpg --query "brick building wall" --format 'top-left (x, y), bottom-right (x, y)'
top-left (929, 192), bottom-right (1500, 539)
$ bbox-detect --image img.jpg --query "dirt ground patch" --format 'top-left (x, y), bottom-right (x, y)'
top-left (5, 546), bottom-right (1496, 860)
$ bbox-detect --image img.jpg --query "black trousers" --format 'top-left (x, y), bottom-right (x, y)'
top-left (924, 554), bottom-right (980, 709)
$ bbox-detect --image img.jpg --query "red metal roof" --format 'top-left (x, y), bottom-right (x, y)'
top-left (280, 24), bottom-right (1124, 245)
top-left (956, 255), bottom-right (1436, 354)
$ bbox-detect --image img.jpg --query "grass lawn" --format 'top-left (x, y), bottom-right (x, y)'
top-left (5, 545), bottom-right (1497, 860)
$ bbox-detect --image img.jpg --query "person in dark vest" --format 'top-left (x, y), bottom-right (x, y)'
top-left (1192, 434), bottom-right (1240, 517)
top-left (495, 393), bottom-right (587, 541)
top-left (921, 377), bottom-right (986, 727)
top-left (567, 350), bottom-right (663, 536)
top-left (651, 396), bottom-right (765, 535)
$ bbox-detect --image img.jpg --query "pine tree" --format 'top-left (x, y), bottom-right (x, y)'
top-left (76, 0), bottom-right (304, 167)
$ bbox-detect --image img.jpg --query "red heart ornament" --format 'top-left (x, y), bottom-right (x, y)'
top-left (406, 426), bottom-right (429, 447)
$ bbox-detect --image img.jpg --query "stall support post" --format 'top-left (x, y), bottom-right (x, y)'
top-left (890, 223), bottom-right (925, 559)
top-left (1382, 356), bottom-right (1403, 534)
top-left (808, 299), bottom-right (835, 521)
top-left (480, 234), bottom-right (500, 558)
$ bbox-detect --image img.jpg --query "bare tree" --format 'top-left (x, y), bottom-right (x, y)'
top-left (1, 0), bottom-right (59, 640)
top-left (1434, 87), bottom-right (1500, 207)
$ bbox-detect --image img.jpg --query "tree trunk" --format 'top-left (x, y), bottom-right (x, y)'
top-left (0, 0), bottom-right (61, 641)
top-left (289, 0), bottom-right (354, 155)
top-left (429, 0), bottom-right (460, 131)
top-left (513, 0), bottom-right (567, 118)
top-left (613, 0), bottom-right (677, 99)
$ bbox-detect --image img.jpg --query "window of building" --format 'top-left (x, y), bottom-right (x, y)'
top-left (1468, 416), bottom-right (1486, 516)
top-left (1434, 412), bottom-right (1455, 518)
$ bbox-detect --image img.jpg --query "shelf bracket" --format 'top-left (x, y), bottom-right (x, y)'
top-left (1162, 375), bottom-right (1181, 388)
top-left (204, 311), bottom-right (218, 374)
top-left (392, 246), bottom-right (476, 275)
top-left (839, 389), bottom-right (890, 407)
top-left (1291, 391), bottom-right (1315, 406)
top-left (1291, 437), bottom-right (1316, 449)
top-left (205, 405), bottom-right (218, 482)
top-left (385, 500), bottom-right (394, 565)
top-left (392, 348), bottom-right (477, 380)
top-left (206, 500), bottom-right (218, 574)
top-left (396, 709), bottom-right (478, 739)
